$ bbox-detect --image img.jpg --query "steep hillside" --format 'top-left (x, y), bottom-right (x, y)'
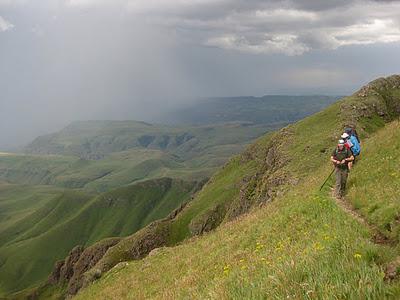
top-left (61, 75), bottom-right (400, 299)
top-left (0, 178), bottom-right (201, 295)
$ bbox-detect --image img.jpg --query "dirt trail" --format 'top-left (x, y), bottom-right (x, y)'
top-left (331, 191), bottom-right (393, 246)
top-left (331, 191), bottom-right (400, 280)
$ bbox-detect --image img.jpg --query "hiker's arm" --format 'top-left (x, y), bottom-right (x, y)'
top-left (346, 155), bottom-right (354, 162)
top-left (330, 156), bottom-right (338, 164)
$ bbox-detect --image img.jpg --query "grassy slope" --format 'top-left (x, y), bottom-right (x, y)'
top-left (76, 174), bottom-right (393, 299)
top-left (0, 183), bottom-right (65, 234)
top-left (168, 155), bottom-right (260, 244)
top-left (0, 178), bottom-right (198, 295)
top-left (75, 80), bottom-right (400, 299)
top-left (347, 121), bottom-right (400, 240)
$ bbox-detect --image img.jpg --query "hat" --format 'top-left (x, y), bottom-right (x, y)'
top-left (341, 132), bottom-right (350, 139)
top-left (338, 139), bottom-right (345, 145)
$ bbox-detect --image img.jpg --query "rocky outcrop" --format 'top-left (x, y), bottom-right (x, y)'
top-left (47, 260), bottom-right (65, 285)
top-left (343, 75), bottom-right (400, 130)
top-left (45, 238), bottom-right (121, 297)
top-left (59, 246), bottom-right (84, 282)
top-left (355, 75), bottom-right (400, 98)
top-left (67, 238), bottom-right (121, 295)
top-left (189, 204), bottom-right (226, 235)
top-left (226, 127), bottom-right (297, 220)
top-left (81, 220), bottom-right (171, 290)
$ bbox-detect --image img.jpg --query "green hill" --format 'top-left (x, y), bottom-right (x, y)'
top-left (24, 121), bottom-right (275, 159)
top-left (54, 75), bottom-right (400, 299)
top-left (0, 178), bottom-right (201, 295)
top-left (1, 123), bottom-right (278, 193)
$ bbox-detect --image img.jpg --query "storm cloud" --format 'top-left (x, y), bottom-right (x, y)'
top-left (0, 0), bottom-right (400, 148)
top-left (55, 0), bottom-right (400, 55)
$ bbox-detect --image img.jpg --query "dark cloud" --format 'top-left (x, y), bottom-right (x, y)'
top-left (0, 0), bottom-right (399, 148)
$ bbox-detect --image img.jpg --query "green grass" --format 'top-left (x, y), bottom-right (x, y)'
top-left (347, 121), bottom-right (400, 239)
top-left (0, 178), bottom-right (199, 295)
top-left (0, 183), bottom-right (64, 235)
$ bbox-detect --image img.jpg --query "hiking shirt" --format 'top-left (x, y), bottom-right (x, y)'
top-left (332, 147), bottom-right (352, 170)
top-left (349, 135), bottom-right (360, 155)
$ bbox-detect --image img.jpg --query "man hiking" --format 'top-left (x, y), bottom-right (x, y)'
top-left (331, 139), bottom-right (354, 198)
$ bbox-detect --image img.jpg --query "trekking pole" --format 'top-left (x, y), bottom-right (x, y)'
top-left (319, 168), bottom-right (335, 191)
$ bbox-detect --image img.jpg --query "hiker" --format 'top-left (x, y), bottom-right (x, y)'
top-left (345, 127), bottom-right (361, 147)
top-left (342, 129), bottom-right (361, 165)
top-left (344, 126), bottom-right (360, 141)
top-left (330, 139), bottom-right (354, 198)
top-left (341, 132), bottom-right (354, 169)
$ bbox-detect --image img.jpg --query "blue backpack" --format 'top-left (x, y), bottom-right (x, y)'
top-left (345, 128), bottom-right (361, 156)
top-left (349, 135), bottom-right (360, 156)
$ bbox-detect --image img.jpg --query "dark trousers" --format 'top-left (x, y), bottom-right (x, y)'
top-left (335, 167), bottom-right (349, 197)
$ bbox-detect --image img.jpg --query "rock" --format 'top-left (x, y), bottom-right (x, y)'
top-left (385, 257), bottom-right (400, 281)
top-left (59, 246), bottom-right (84, 282)
top-left (148, 247), bottom-right (165, 257)
top-left (47, 260), bottom-right (65, 285)
top-left (67, 238), bottom-right (121, 295)
top-left (189, 204), bottom-right (225, 235)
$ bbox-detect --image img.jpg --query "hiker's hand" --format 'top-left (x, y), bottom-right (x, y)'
top-left (341, 160), bottom-right (346, 164)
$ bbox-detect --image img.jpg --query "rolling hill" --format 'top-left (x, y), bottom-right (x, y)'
top-left (0, 178), bottom-right (202, 295)
top-left (24, 75), bottom-right (400, 299)
top-left (1, 122), bottom-right (276, 193)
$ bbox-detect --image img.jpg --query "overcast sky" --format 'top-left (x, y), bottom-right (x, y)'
top-left (1, 0), bottom-right (400, 148)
